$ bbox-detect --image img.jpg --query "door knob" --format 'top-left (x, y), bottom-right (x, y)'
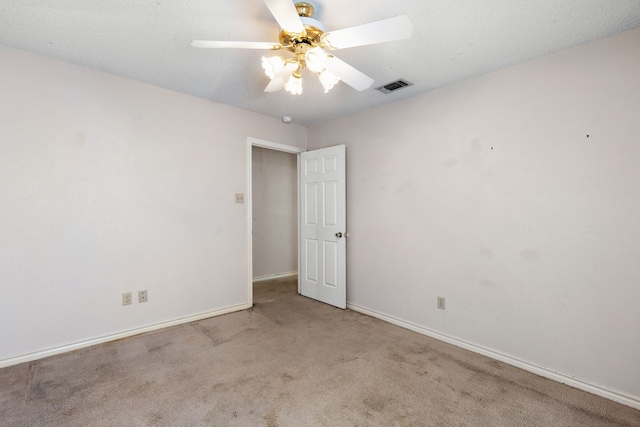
top-left (335, 232), bottom-right (343, 238)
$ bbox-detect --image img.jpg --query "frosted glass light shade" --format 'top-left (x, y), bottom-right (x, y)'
top-left (261, 56), bottom-right (285, 79)
top-left (284, 74), bottom-right (303, 95)
top-left (319, 70), bottom-right (340, 93)
top-left (305, 47), bottom-right (327, 74)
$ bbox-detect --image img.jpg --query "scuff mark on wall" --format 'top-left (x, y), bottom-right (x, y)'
top-left (520, 250), bottom-right (541, 261)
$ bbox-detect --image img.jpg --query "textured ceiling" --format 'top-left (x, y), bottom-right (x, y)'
top-left (1, 1), bottom-right (639, 126)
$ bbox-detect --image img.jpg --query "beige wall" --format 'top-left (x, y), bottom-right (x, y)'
top-left (251, 146), bottom-right (297, 278)
top-left (0, 45), bottom-right (306, 362)
top-left (308, 27), bottom-right (640, 401)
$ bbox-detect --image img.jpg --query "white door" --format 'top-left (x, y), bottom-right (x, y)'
top-left (299, 145), bottom-right (346, 309)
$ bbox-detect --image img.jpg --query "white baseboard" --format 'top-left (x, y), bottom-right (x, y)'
top-left (0, 302), bottom-right (250, 369)
top-left (252, 271), bottom-right (298, 282)
top-left (347, 302), bottom-right (640, 410)
top-left (4, 297), bottom-right (637, 410)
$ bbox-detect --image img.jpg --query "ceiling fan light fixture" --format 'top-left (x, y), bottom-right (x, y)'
top-left (193, 1), bottom-right (413, 96)
top-left (261, 55), bottom-right (286, 79)
top-left (284, 72), bottom-right (303, 95)
top-left (318, 69), bottom-right (340, 93)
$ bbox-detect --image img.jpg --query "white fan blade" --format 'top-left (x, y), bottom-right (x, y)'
top-left (191, 40), bottom-right (282, 50)
top-left (325, 55), bottom-right (374, 91)
top-left (323, 15), bottom-right (413, 50)
top-left (263, 0), bottom-right (305, 35)
top-left (264, 63), bottom-right (298, 92)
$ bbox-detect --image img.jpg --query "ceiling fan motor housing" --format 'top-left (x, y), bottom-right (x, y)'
top-left (279, 2), bottom-right (327, 53)
top-left (279, 24), bottom-right (324, 51)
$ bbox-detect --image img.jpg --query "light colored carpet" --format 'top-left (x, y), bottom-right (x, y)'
top-left (1, 276), bottom-right (639, 426)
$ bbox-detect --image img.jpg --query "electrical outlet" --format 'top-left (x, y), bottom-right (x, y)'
top-left (235, 193), bottom-right (244, 203)
top-left (138, 290), bottom-right (148, 303)
top-left (122, 292), bottom-right (132, 306)
top-left (437, 296), bottom-right (446, 310)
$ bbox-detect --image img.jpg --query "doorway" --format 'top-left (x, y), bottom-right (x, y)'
top-left (246, 138), bottom-right (305, 306)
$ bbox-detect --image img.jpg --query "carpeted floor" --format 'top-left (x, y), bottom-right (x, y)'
top-left (1, 276), bottom-right (639, 426)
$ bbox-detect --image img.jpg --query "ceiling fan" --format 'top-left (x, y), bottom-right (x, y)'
top-left (191, 0), bottom-right (413, 95)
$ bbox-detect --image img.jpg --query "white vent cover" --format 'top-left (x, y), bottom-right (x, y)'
top-left (377, 79), bottom-right (412, 93)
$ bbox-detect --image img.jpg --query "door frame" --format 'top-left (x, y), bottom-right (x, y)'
top-left (246, 137), bottom-right (305, 307)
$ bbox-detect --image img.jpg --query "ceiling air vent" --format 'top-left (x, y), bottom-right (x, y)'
top-left (377, 79), bottom-right (412, 94)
